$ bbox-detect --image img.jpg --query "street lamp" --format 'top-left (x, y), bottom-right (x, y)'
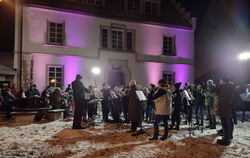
top-left (239, 52), bottom-right (250, 61)
top-left (92, 67), bottom-right (100, 86)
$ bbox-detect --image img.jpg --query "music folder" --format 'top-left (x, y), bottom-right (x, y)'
top-left (136, 91), bottom-right (147, 101)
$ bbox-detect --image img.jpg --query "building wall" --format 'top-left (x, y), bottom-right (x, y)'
top-left (31, 53), bottom-right (194, 92)
top-left (20, 6), bottom-right (195, 92)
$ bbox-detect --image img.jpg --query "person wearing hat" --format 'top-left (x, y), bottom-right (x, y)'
top-left (213, 76), bottom-right (235, 146)
top-left (169, 82), bottom-right (182, 130)
top-left (72, 74), bottom-right (89, 129)
top-left (149, 79), bottom-right (172, 141)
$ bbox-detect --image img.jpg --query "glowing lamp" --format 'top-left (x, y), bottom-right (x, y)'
top-left (239, 52), bottom-right (250, 61)
top-left (92, 67), bottom-right (100, 75)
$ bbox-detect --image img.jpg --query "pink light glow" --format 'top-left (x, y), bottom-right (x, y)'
top-left (144, 62), bottom-right (193, 88)
top-left (145, 62), bottom-right (162, 85)
top-left (32, 53), bottom-right (84, 91)
top-left (137, 24), bottom-right (194, 59)
top-left (26, 7), bottom-right (95, 48)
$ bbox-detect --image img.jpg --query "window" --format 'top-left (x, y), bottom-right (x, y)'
top-left (163, 71), bottom-right (175, 86)
top-left (112, 29), bottom-right (123, 49)
top-left (100, 25), bottom-right (135, 51)
top-left (101, 27), bottom-right (108, 48)
top-left (87, 0), bottom-right (104, 6)
top-left (126, 31), bottom-right (133, 51)
top-left (145, 0), bottom-right (158, 15)
top-left (128, 0), bottom-right (140, 12)
top-left (163, 36), bottom-right (176, 56)
top-left (47, 21), bottom-right (65, 45)
top-left (48, 65), bottom-right (64, 88)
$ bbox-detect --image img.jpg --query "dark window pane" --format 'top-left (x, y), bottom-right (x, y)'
top-left (50, 23), bottom-right (56, 27)
top-left (56, 68), bottom-right (62, 72)
top-left (56, 83), bottom-right (61, 87)
top-left (49, 67), bottom-right (55, 71)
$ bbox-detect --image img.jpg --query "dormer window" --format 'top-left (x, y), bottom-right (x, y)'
top-left (144, 0), bottom-right (159, 15)
top-left (127, 0), bottom-right (140, 12)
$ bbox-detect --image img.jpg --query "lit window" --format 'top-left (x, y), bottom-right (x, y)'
top-left (48, 65), bottom-right (64, 88)
top-left (163, 36), bottom-right (176, 56)
top-left (162, 71), bottom-right (175, 86)
top-left (47, 21), bottom-right (65, 45)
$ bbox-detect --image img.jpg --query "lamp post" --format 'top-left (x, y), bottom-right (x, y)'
top-left (92, 67), bottom-right (100, 86)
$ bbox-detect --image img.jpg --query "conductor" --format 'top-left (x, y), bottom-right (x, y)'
top-left (72, 74), bottom-right (89, 129)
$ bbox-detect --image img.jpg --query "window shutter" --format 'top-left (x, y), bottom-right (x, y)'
top-left (46, 20), bottom-right (50, 44)
top-left (173, 36), bottom-right (176, 56)
top-left (62, 22), bottom-right (66, 45)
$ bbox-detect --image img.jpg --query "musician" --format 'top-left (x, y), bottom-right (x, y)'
top-left (128, 80), bottom-right (142, 132)
top-left (87, 85), bottom-right (96, 120)
top-left (101, 82), bottom-right (111, 122)
top-left (122, 86), bottom-right (129, 123)
top-left (110, 86), bottom-right (122, 123)
top-left (149, 79), bottom-right (172, 140)
top-left (72, 74), bottom-right (89, 129)
top-left (169, 82), bottom-right (182, 130)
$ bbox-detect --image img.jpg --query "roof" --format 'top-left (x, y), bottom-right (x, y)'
top-left (0, 64), bottom-right (16, 76)
top-left (24, 0), bottom-right (194, 30)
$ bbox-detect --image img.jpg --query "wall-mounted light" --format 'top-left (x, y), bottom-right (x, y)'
top-left (239, 52), bottom-right (250, 61)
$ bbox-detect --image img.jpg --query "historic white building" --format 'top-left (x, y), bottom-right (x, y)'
top-left (14, 0), bottom-right (196, 91)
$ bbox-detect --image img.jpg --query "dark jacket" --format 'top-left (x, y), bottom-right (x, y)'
top-left (213, 83), bottom-right (235, 118)
top-left (172, 89), bottom-right (182, 110)
top-left (128, 85), bottom-right (142, 122)
top-left (72, 79), bottom-right (89, 100)
top-left (193, 89), bottom-right (205, 105)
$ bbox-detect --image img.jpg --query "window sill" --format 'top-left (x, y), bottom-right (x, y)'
top-left (100, 48), bottom-right (136, 53)
top-left (43, 44), bottom-right (68, 48)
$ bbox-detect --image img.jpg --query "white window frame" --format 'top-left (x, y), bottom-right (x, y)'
top-left (100, 24), bottom-right (135, 52)
top-left (47, 65), bottom-right (64, 89)
top-left (162, 35), bottom-right (176, 56)
top-left (162, 71), bottom-right (175, 86)
top-left (47, 21), bottom-right (65, 46)
top-left (111, 29), bottom-right (124, 50)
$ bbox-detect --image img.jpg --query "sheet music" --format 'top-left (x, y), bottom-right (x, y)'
top-left (183, 90), bottom-right (192, 101)
top-left (136, 91), bottom-right (147, 101)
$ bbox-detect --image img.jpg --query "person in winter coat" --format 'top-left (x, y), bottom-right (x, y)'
top-left (72, 74), bottom-right (89, 129)
top-left (169, 82), bottom-right (182, 130)
top-left (204, 79), bottom-right (216, 129)
top-left (128, 80), bottom-right (142, 132)
top-left (50, 88), bottom-right (62, 109)
top-left (101, 82), bottom-right (111, 122)
top-left (213, 77), bottom-right (235, 146)
top-left (122, 86), bottom-right (129, 123)
top-left (147, 84), bottom-right (156, 122)
top-left (149, 79), bottom-right (172, 141)
top-left (193, 84), bottom-right (205, 126)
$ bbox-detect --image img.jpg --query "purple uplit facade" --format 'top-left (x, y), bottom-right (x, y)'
top-left (17, 4), bottom-right (195, 91)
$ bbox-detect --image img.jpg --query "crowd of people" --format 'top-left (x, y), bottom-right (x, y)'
top-left (0, 74), bottom-right (244, 146)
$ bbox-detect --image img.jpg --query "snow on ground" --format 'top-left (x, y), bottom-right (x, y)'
top-left (0, 112), bottom-right (249, 158)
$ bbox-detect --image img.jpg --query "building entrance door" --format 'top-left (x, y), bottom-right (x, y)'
top-left (108, 71), bottom-right (124, 88)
